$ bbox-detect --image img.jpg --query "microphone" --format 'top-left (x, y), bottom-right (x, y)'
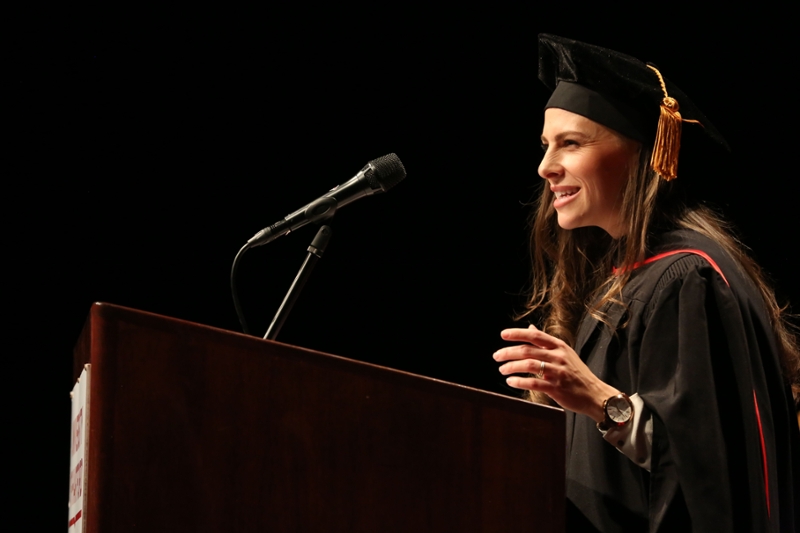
top-left (246, 153), bottom-right (406, 248)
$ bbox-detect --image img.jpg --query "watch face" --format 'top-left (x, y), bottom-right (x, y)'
top-left (607, 396), bottom-right (632, 424)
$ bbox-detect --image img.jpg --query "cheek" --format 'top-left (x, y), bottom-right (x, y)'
top-left (597, 154), bottom-right (631, 200)
top-left (602, 171), bottom-right (627, 200)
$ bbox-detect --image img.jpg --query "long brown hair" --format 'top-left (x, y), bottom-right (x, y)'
top-left (520, 145), bottom-right (800, 403)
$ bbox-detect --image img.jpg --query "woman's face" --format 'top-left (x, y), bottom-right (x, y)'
top-left (538, 108), bottom-right (640, 238)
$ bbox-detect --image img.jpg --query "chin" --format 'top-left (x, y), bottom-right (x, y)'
top-left (556, 216), bottom-right (581, 232)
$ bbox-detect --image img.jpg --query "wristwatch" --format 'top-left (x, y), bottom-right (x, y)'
top-left (597, 392), bottom-right (634, 431)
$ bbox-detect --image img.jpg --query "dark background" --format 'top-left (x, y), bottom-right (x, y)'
top-left (12, 7), bottom-right (795, 529)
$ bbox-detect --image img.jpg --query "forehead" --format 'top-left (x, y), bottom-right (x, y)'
top-left (541, 108), bottom-right (610, 139)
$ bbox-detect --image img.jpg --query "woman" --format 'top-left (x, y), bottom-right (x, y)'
top-left (493, 35), bottom-right (799, 532)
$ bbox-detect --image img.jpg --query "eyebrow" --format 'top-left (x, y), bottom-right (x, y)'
top-left (540, 130), bottom-right (591, 144)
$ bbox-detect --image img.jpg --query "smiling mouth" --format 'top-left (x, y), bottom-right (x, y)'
top-left (554, 189), bottom-right (579, 199)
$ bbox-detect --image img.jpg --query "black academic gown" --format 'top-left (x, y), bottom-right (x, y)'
top-left (565, 229), bottom-right (799, 532)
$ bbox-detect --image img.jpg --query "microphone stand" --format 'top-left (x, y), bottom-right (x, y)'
top-left (264, 224), bottom-right (333, 340)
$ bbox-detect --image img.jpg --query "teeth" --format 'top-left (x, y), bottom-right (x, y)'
top-left (555, 190), bottom-right (577, 199)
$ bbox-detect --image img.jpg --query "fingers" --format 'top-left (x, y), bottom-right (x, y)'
top-left (494, 325), bottom-right (564, 395)
top-left (497, 358), bottom-right (547, 376)
top-left (493, 344), bottom-right (553, 363)
top-left (505, 375), bottom-right (552, 391)
top-left (493, 326), bottom-right (564, 363)
top-left (500, 325), bottom-right (562, 349)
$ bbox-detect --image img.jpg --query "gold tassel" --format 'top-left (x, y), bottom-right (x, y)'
top-left (651, 96), bottom-right (682, 180)
top-left (647, 65), bottom-right (683, 181)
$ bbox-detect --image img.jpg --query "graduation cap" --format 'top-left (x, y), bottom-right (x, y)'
top-left (538, 34), bottom-right (728, 180)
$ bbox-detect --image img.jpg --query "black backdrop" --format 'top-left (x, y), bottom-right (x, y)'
top-left (12, 7), bottom-right (796, 529)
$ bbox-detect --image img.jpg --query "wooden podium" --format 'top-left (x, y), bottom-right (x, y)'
top-left (72, 303), bottom-right (565, 532)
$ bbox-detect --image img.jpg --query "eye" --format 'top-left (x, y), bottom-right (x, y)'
top-left (563, 139), bottom-right (579, 147)
top-left (540, 143), bottom-right (548, 153)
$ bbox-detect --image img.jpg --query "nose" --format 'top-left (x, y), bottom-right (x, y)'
top-left (538, 147), bottom-right (562, 181)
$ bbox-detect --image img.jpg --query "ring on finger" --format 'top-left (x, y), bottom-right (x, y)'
top-left (535, 360), bottom-right (546, 379)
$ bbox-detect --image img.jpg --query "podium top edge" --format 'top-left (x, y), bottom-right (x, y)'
top-left (83, 302), bottom-right (564, 417)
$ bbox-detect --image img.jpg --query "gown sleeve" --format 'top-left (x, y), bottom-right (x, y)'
top-left (633, 262), bottom-right (779, 531)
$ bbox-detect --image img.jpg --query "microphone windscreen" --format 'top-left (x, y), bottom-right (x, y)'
top-left (366, 153), bottom-right (406, 192)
